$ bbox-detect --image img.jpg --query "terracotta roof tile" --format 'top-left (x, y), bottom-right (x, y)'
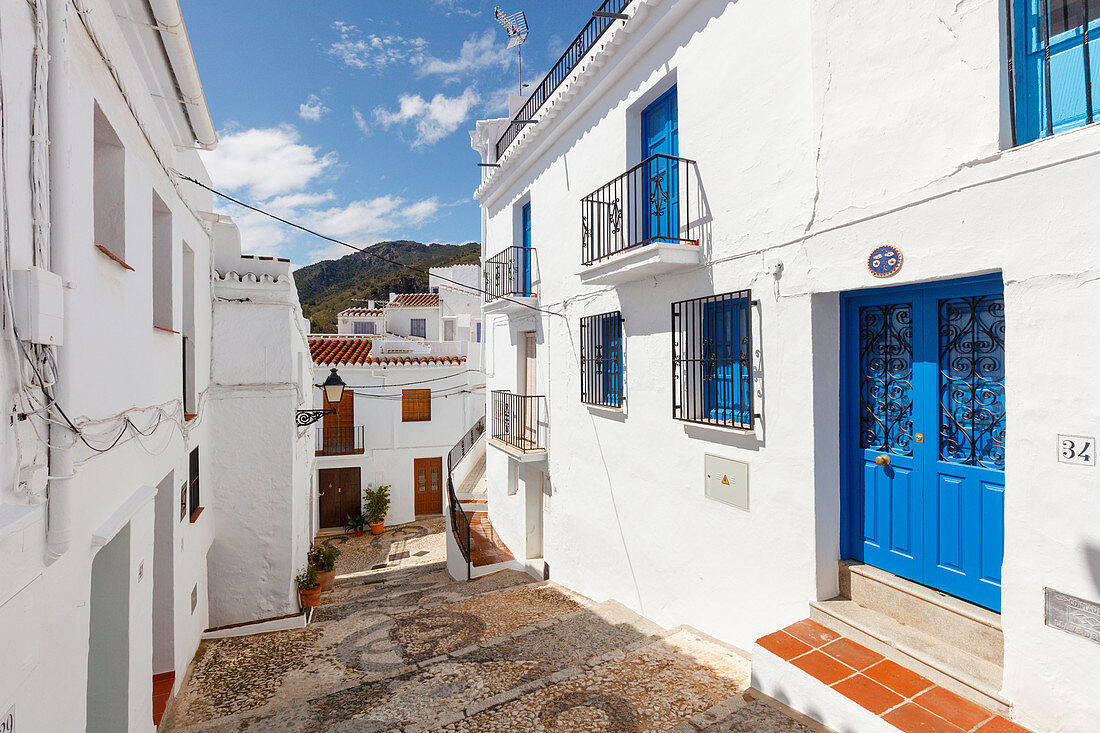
top-left (366, 356), bottom-right (467, 366)
top-left (338, 307), bottom-right (385, 318)
top-left (388, 293), bottom-right (440, 308)
top-left (309, 336), bottom-right (376, 365)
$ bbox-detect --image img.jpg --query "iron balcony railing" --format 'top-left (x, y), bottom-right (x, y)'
top-left (581, 154), bottom-right (697, 266)
top-left (447, 416), bottom-right (486, 578)
top-left (496, 0), bottom-right (632, 160)
top-left (315, 425), bottom-right (365, 456)
top-left (484, 246), bottom-right (537, 302)
top-left (491, 391), bottom-right (548, 453)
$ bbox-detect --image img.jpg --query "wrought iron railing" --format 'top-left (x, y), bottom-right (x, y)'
top-left (447, 416), bottom-right (485, 577)
top-left (315, 426), bottom-right (365, 456)
top-left (491, 391), bottom-right (548, 452)
top-left (484, 246), bottom-right (537, 302)
top-left (496, 0), bottom-right (632, 160)
top-left (581, 154), bottom-right (697, 266)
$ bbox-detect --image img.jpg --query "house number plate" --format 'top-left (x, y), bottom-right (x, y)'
top-left (1058, 435), bottom-right (1095, 466)
top-left (1045, 588), bottom-right (1100, 644)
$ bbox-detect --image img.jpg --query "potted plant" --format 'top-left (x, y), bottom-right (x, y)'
top-left (296, 566), bottom-right (320, 608)
top-left (364, 484), bottom-right (391, 535)
top-left (344, 513), bottom-right (367, 537)
top-left (308, 544), bottom-right (341, 592)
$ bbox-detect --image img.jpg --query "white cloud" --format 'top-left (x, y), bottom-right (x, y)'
top-left (547, 34), bottom-right (566, 59)
top-left (419, 30), bottom-right (512, 77)
top-left (201, 125), bottom-right (336, 200)
top-left (298, 94), bottom-right (329, 122)
top-left (374, 88), bottom-right (481, 148)
top-left (352, 108), bottom-right (371, 138)
top-left (327, 22), bottom-right (428, 72)
top-left (431, 0), bottom-right (479, 17)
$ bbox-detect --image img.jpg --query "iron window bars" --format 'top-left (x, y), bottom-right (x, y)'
top-left (491, 390), bottom-right (548, 452)
top-left (188, 446), bottom-right (200, 519)
top-left (1006, 0), bottom-right (1100, 145)
top-left (496, 0), bottom-right (632, 160)
top-left (582, 154), bottom-right (697, 266)
top-left (672, 290), bottom-right (756, 430)
top-left (483, 246), bottom-right (537, 302)
top-left (447, 415), bottom-right (485, 577)
top-left (580, 311), bottom-right (624, 407)
top-left (316, 425), bottom-right (365, 456)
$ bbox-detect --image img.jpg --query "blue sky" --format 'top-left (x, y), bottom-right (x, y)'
top-left (183, 0), bottom-right (594, 265)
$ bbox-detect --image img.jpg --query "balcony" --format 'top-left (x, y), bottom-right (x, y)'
top-left (483, 246), bottom-right (538, 315)
top-left (315, 425), bottom-right (365, 457)
top-left (490, 391), bottom-right (547, 459)
top-left (375, 338), bottom-right (469, 359)
top-left (579, 154), bottom-right (700, 286)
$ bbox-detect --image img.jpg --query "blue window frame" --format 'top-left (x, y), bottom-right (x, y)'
top-left (520, 202), bottom-right (533, 296)
top-left (580, 312), bottom-right (624, 408)
top-left (672, 291), bottom-right (755, 430)
top-left (1013, 0), bottom-right (1100, 143)
top-left (476, 322), bottom-right (482, 343)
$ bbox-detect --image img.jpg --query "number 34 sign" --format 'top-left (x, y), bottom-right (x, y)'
top-left (1059, 435), bottom-right (1095, 467)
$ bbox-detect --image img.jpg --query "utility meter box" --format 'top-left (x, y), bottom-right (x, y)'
top-left (12, 266), bottom-right (64, 345)
top-left (704, 454), bottom-right (750, 511)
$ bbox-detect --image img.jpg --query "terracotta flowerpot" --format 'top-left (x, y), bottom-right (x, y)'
top-left (354, 529), bottom-right (364, 537)
top-left (316, 568), bottom-right (336, 592)
top-left (298, 584), bottom-right (321, 608)
top-left (369, 521), bottom-right (384, 535)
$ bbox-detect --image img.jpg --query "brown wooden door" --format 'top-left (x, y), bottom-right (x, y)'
top-left (413, 457), bottom-right (443, 515)
top-left (319, 467), bottom-right (362, 528)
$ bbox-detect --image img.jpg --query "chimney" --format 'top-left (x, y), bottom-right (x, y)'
top-left (368, 300), bottom-right (375, 309)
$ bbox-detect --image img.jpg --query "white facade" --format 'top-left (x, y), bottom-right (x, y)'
top-left (471, 1), bottom-right (1100, 732)
top-left (0, 1), bottom-right (311, 730)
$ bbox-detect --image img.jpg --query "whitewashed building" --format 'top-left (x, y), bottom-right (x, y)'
top-left (468, 1), bottom-right (1100, 732)
top-left (0, 1), bottom-right (313, 731)
top-left (311, 279), bottom-right (484, 531)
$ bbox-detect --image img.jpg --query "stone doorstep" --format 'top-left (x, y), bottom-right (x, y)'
top-left (753, 619), bottom-right (1032, 733)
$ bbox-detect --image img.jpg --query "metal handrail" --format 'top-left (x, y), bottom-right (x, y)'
top-left (491, 391), bottom-right (548, 453)
top-left (447, 416), bottom-right (486, 578)
top-left (483, 246), bottom-right (537, 302)
top-left (495, 0), bottom-right (632, 160)
top-left (315, 425), bottom-right (365, 456)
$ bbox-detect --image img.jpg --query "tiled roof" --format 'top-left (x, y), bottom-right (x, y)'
top-left (388, 293), bottom-right (440, 308)
top-left (339, 307), bottom-right (385, 318)
top-left (309, 336), bottom-right (376, 365)
top-left (367, 356), bottom-right (467, 367)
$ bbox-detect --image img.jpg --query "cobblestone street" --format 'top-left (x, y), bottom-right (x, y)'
top-left (163, 520), bottom-right (823, 732)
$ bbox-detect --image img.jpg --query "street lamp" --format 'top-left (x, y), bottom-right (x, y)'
top-left (296, 368), bottom-right (347, 426)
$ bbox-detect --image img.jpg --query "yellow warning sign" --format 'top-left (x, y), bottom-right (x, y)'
top-left (721, 476), bottom-right (730, 486)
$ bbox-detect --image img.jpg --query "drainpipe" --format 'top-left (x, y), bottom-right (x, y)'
top-left (146, 0), bottom-right (218, 149)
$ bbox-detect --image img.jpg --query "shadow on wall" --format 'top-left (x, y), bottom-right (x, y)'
top-left (1084, 543), bottom-right (1100, 597)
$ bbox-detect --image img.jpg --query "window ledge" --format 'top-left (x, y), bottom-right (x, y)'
top-left (94, 243), bottom-right (135, 271)
top-left (578, 241), bottom-right (700, 286)
top-left (584, 402), bottom-right (624, 414)
top-left (189, 506), bottom-right (204, 524)
top-left (184, 413), bottom-right (199, 422)
top-left (154, 325), bottom-right (179, 335)
top-left (483, 294), bottom-right (539, 316)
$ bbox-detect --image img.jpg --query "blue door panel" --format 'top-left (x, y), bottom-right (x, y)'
top-left (980, 482), bottom-right (1005, 585)
top-left (888, 466), bottom-right (918, 559)
top-left (521, 202), bottom-right (532, 295)
top-left (641, 87), bottom-right (679, 243)
top-left (933, 473), bottom-right (966, 573)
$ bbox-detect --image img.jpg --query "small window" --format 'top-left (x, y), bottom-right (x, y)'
top-left (353, 321), bottom-right (377, 335)
top-left (672, 290), bottom-right (755, 429)
top-left (580, 312), bottom-right (623, 407)
top-left (188, 447), bottom-right (201, 520)
top-left (402, 389), bottom-right (432, 422)
top-left (93, 104), bottom-right (126, 263)
top-left (152, 191), bottom-right (173, 329)
top-left (444, 319), bottom-right (455, 341)
top-left (476, 322), bottom-right (482, 343)
top-left (410, 318), bottom-right (427, 338)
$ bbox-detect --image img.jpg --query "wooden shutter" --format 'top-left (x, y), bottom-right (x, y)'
top-left (402, 389), bottom-right (431, 422)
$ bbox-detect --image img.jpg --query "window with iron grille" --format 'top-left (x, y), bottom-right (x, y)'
top-left (672, 291), bottom-right (755, 429)
top-left (410, 318), bottom-right (427, 338)
top-left (580, 312), bottom-right (623, 407)
top-left (188, 447), bottom-right (201, 519)
top-left (402, 389), bottom-right (432, 422)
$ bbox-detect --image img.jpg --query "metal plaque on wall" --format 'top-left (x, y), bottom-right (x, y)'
top-left (1044, 587), bottom-right (1100, 644)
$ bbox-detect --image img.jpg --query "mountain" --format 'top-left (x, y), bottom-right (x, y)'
top-left (295, 240), bottom-right (481, 333)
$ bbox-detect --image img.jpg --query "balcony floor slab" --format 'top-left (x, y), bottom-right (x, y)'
top-left (579, 241), bottom-right (701, 286)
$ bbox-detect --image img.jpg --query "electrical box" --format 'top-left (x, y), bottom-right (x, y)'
top-left (705, 454), bottom-right (750, 511)
top-left (12, 266), bottom-right (64, 346)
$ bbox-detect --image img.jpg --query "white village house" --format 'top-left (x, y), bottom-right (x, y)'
top-left (0, 1), bottom-right (314, 730)
top-left (310, 269), bottom-right (485, 532)
top-left (463, 1), bottom-right (1100, 732)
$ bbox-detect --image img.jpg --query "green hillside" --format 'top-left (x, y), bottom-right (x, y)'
top-left (295, 240), bottom-right (481, 333)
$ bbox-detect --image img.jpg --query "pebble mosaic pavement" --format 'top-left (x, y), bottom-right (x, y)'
top-left (163, 519), bottom-right (824, 733)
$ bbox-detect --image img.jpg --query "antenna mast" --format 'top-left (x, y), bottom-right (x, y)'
top-left (495, 6), bottom-right (529, 96)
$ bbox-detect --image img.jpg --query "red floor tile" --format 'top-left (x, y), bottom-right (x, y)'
top-left (832, 673), bottom-right (905, 714)
top-left (977, 716), bottom-right (1033, 733)
top-left (864, 658), bottom-right (934, 698)
top-left (791, 650), bottom-right (856, 685)
top-left (914, 687), bottom-right (995, 731)
top-left (783, 619), bottom-right (842, 648)
top-left (757, 630), bottom-right (813, 661)
top-left (821, 637), bottom-right (884, 671)
top-left (883, 702), bottom-right (968, 733)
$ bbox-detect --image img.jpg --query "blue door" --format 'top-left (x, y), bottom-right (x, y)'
top-left (842, 276), bottom-right (1006, 611)
top-left (520, 202), bottom-right (533, 296)
top-left (1015, 0), bottom-right (1100, 141)
top-left (641, 87), bottom-right (679, 244)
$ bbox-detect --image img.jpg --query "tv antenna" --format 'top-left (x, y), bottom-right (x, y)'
top-left (495, 6), bottom-right (529, 95)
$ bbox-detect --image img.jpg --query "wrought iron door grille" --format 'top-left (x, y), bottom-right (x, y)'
top-left (483, 246), bottom-right (537, 302)
top-left (491, 391), bottom-right (548, 452)
top-left (496, 0), bottom-right (632, 160)
top-left (580, 311), bottom-right (624, 407)
top-left (672, 291), bottom-right (755, 430)
top-left (581, 154), bottom-right (697, 265)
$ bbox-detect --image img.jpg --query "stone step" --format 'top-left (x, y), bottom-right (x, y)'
top-left (841, 562), bottom-right (1003, 666)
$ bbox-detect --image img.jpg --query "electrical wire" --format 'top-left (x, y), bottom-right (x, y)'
top-left (173, 172), bottom-right (565, 319)
top-left (333, 369), bottom-right (484, 388)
